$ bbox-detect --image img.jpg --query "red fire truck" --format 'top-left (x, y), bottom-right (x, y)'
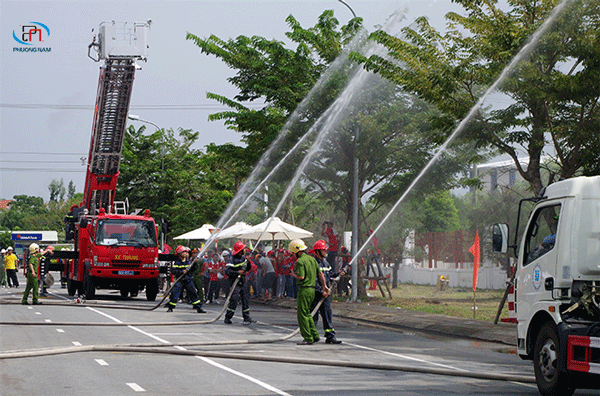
top-left (61, 21), bottom-right (161, 301)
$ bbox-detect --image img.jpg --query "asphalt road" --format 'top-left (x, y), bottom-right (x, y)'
top-left (0, 279), bottom-right (596, 396)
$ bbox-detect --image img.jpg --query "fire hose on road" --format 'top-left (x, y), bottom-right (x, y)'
top-left (0, 278), bottom-right (536, 385)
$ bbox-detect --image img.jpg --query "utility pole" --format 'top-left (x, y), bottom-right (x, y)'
top-left (351, 124), bottom-right (359, 302)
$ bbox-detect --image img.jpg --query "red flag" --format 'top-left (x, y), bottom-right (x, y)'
top-left (469, 230), bottom-right (480, 291)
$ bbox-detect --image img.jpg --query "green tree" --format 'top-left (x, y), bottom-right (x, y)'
top-left (417, 191), bottom-right (461, 233)
top-left (117, 126), bottom-right (236, 241)
top-left (48, 179), bottom-right (65, 202)
top-left (454, 182), bottom-right (530, 273)
top-left (67, 180), bottom-right (76, 200)
top-left (186, 10), bottom-right (363, 168)
top-left (352, 0), bottom-right (600, 195)
top-left (302, 73), bottom-right (470, 247)
top-left (0, 195), bottom-right (66, 233)
top-left (0, 231), bottom-right (12, 249)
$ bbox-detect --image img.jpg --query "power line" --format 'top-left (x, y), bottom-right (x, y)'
top-left (0, 103), bottom-right (266, 110)
top-left (0, 168), bottom-right (86, 172)
top-left (0, 152), bottom-right (86, 156)
top-left (0, 160), bottom-right (84, 164)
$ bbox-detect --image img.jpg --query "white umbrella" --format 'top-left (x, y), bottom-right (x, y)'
top-left (211, 222), bottom-right (252, 239)
top-left (238, 217), bottom-right (313, 243)
top-left (174, 223), bottom-right (215, 240)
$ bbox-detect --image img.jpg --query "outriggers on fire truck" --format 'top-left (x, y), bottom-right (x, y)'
top-left (493, 176), bottom-right (600, 396)
top-left (60, 21), bottom-right (161, 301)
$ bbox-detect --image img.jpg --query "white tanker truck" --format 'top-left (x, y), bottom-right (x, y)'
top-left (493, 175), bottom-right (600, 395)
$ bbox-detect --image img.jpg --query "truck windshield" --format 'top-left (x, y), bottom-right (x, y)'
top-left (95, 219), bottom-right (157, 247)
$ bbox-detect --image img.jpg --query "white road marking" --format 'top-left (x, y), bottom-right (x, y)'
top-left (85, 306), bottom-right (289, 395)
top-left (27, 306), bottom-right (33, 310)
top-left (95, 359), bottom-right (109, 366)
top-left (45, 319), bottom-right (52, 322)
top-left (72, 341), bottom-right (82, 346)
top-left (126, 383), bottom-right (145, 392)
top-left (86, 307), bottom-right (123, 323)
top-left (35, 312), bottom-right (41, 315)
top-left (346, 342), bottom-right (469, 372)
top-left (56, 329), bottom-right (65, 333)
top-left (196, 356), bottom-right (292, 396)
top-left (127, 325), bottom-right (170, 344)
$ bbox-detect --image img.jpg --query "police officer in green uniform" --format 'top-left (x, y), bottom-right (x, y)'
top-left (289, 239), bottom-right (329, 345)
top-left (22, 243), bottom-right (42, 305)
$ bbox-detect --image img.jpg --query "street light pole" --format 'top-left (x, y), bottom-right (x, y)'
top-left (128, 114), bottom-right (164, 172)
top-left (128, 114), bottom-right (160, 132)
top-left (127, 114), bottom-right (166, 249)
top-left (338, 0), bottom-right (357, 18)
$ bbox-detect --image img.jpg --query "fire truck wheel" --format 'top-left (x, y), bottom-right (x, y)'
top-left (146, 278), bottom-right (159, 301)
top-left (83, 268), bottom-right (96, 300)
top-left (533, 323), bottom-right (575, 396)
top-left (67, 278), bottom-right (77, 296)
top-left (120, 289), bottom-right (129, 298)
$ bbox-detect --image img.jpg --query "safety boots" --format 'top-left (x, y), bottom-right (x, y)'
top-left (325, 336), bottom-right (342, 344)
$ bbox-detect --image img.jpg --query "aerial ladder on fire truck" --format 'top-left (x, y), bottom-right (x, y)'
top-left (57, 21), bottom-right (163, 301)
top-left (83, 21), bottom-right (148, 214)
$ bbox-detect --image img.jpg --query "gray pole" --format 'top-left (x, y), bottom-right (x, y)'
top-left (338, 0), bottom-right (357, 18)
top-left (351, 125), bottom-right (359, 302)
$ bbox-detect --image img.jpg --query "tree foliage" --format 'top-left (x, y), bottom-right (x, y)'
top-left (48, 179), bottom-right (65, 202)
top-left (352, 0), bottom-right (600, 195)
top-left (0, 194), bottom-right (78, 235)
top-left (117, 125), bottom-right (237, 240)
top-left (186, 11), bottom-right (363, 168)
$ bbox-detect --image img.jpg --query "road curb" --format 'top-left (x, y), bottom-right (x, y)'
top-left (257, 297), bottom-right (517, 346)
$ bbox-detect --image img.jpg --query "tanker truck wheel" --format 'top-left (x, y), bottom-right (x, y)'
top-left (533, 323), bottom-right (575, 396)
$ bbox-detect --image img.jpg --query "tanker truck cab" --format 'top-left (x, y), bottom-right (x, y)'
top-left (494, 176), bottom-right (600, 396)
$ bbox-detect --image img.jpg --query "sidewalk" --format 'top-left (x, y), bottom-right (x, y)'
top-left (260, 298), bottom-right (517, 346)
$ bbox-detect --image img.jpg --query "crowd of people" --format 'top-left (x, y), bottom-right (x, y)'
top-left (161, 222), bottom-right (350, 344)
top-left (163, 235), bottom-right (353, 311)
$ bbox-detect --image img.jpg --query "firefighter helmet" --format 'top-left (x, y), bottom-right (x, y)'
top-left (313, 239), bottom-right (327, 251)
top-left (288, 239), bottom-right (307, 254)
top-left (232, 241), bottom-right (246, 256)
top-left (29, 243), bottom-right (40, 254)
top-left (175, 245), bottom-right (189, 255)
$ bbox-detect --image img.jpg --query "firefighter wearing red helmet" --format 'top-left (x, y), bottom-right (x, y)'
top-left (166, 245), bottom-right (206, 313)
top-left (223, 241), bottom-right (255, 325)
top-left (310, 239), bottom-right (343, 344)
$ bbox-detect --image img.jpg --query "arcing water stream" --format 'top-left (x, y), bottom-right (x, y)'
top-left (201, 0), bottom-right (575, 279)
top-left (201, 10), bottom-right (407, 251)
